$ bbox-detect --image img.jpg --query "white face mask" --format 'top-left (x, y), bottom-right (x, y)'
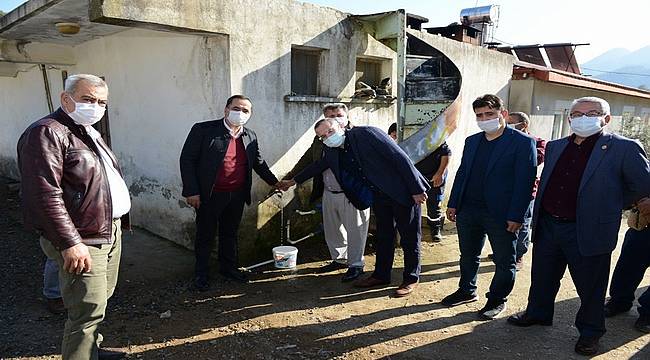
top-left (334, 115), bottom-right (348, 127)
top-left (66, 96), bottom-right (106, 126)
top-left (323, 128), bottom-right (346, 148)
top-left (227, 110), bottom-right (250, 126)
top-left (477, 117), bottom-right (501, 134)
top-left (570, 116), bottom-right (604, 137)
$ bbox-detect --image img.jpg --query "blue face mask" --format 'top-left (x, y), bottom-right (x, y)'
top-left (323, 129), bottom-right (345, 148)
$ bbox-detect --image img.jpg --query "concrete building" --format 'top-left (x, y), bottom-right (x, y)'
top-left (509, 61), bottom-right (650, 142)
top-left (0, 0), bottom-right (514, 262)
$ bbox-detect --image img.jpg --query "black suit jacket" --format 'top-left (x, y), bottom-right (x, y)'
top-left (179, 119), bottom-right (278, 205)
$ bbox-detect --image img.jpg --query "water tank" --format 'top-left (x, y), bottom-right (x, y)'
top-left (460, 5), bottom-right (498, 25)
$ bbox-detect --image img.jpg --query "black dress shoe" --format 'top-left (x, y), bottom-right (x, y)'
top-left (574, 336), bottom-right (600, 356)
top-left (635, 314), bottom-right (650, 333)
top-left (192, 276), bottom-right (209, 292)
top-left (98, 348), bottom-right (126, 360)
top-left (220, 268), bottom-right (249, 283)
top-left (604, 300), bottom-right (631, 317)
top-left (46, 297), bottom-right (66, 314)
top-left (507, 312), bottom-right (552, 327)
top-left (341, 267), bottom-right (364, 282)
top-left (315, 261), bottom-right (348, 274)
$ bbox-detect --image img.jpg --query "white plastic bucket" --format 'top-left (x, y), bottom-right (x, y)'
top-left (272, 246), bottom-right (298, 269)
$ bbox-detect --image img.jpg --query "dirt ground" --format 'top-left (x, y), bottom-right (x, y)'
top-left (1, 177), bottom-right (648, 360)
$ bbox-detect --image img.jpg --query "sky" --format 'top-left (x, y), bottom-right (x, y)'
top-left (1, 0), bottom-right (647, 63)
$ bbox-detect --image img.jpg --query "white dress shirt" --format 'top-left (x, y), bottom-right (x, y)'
top-left (224, 118), bottom-right (243, 138)
top-left (87, 127), bottom-right (131, 218)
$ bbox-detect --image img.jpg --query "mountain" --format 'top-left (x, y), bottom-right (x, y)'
top-left (581, 48), bottom-right (631, 75)
top-left (581, 46), bottom-right (650, 89)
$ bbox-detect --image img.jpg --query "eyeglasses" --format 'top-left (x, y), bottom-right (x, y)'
top-left (569, 111), bottom-right (604, 119)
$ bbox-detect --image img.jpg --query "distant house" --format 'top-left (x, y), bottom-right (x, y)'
top-left (489, 44), bottom-right (650, 142)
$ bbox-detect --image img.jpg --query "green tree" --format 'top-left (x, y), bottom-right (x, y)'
top-left (0, 11), bottom-right (5, 17)
top-left (620, 115), bottom-right (650, 153)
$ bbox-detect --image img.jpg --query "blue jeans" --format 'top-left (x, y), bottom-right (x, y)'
top-left (43, 257), bottom-right (61, 299)
top-left (456, 205), bottom-right (517, 302)
top-left (516, 199), bottom-right (534, 259)
top-left (526, 213), bottom-right (611, 338)
top-left (609, 227), bottom-right (650, 316)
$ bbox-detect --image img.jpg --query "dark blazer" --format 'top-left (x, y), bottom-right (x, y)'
top-left (448, 126), bottom-right (537, 224)
top-left (179, 119), bottom-right (278, 205)
top-left (532, 132), bottom-right (650, 256)
top-left (283, 135), bottom-right (325, 204)
top-left (294, 126), bottom-right (430, 207)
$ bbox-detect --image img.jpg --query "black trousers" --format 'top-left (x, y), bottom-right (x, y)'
top-left (425, 184), bottom-right (444, 225)
top-left (371, 192), bottom-right (422, 284)
top-left (194, 190), bottom-right (246, 277)
top-left (526, 213), bottom-right (611, 338)
top-left (609, 227), bottom-right (650, 316)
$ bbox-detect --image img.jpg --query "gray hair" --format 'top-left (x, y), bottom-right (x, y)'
top-left (322, 102), bottom-right (348, 114)
top-left (570, 96), bottom-right (610, 115)
top-left (64, 74), bottom-right (108, 94)
top-left (313, 117), bottom-right (338, 130)
top-left (509, 111), bottom-right (530, 124)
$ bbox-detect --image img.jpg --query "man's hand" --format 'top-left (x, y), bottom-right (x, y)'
top-left (446, 208), bottom-right (457, 222)
top-left (412, 193), bottom-right (427, 204)
top-left (61, 243), bottom-right (92, 274)
top-left (277, 179), bottom-right (296, 191)
top-left (637, 197), bottom-right (650, 217)
top-left (185, 195), bottom-right (200, 209)
top-left (432, 174), bottom-right (443, 187)
top-left (506, 221), bottom-right (522, 233)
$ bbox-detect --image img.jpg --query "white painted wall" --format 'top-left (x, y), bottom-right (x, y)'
top-left (64, 29), bottom-right (231, 248)
top-left (0, 17), bottom-right (398, 257)
top-left (405, 32), bottom-right (515, 204)
top-left (0, 67), bottom-right (62, 179)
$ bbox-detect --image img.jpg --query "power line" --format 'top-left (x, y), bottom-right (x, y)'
top-left (582, 67), bottom-right (650, 77)
top-left (491, 37), bottom-right (514, 46)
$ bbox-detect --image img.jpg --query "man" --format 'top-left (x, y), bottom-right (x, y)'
top-left (282, 118), bottom-right (429, 297)
top-left (284, 103), bottom-right (369, 282)
top-left (389, 123), bottom-right (451, 242)
top-left (18, 74), bottom-right (130, 360)
top-left (508, 97), bottom-right (650, 356)
top-left (180, 95), bottom-right (281, 290)
top-left (488, 112), bottom-right (546, 269)
top-left (443, 94), bottom-right (537, 320)
top-left (604, 196), bottom-right (650, 333)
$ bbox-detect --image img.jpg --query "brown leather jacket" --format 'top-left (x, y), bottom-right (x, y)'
top-left (17, 108), bottom-right (130, 250)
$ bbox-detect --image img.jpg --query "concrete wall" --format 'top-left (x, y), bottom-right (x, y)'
top-left (0, 67), bottom-right (62, 179)
top-left (71, 29), bottom-right (231, 249)
top-left (406, 31), bottom-right (515, 202)
top-left (0, 1), bottom-right (398, 261)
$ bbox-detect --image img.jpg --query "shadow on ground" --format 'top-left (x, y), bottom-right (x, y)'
top-left (1, 178), bottom-right (648, 359)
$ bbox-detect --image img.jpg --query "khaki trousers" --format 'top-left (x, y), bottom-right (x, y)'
top-left (322, 191), bottom-right (370, 268)
top-left (40, 219), bottom-right (122, 360)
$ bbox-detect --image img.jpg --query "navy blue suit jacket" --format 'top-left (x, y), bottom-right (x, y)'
top-left (294, 126), bottom-right (430, 207)
top-left (532, 132), bottom-right (650, 256)
top-left (448, 126), bottom-right (537, 224)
